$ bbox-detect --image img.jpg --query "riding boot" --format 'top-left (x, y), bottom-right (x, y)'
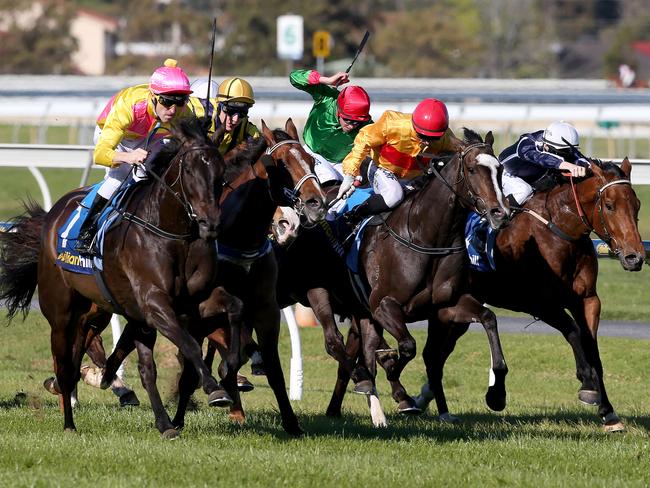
top-left (76, 193), bottom-right (108, 255)
top-left (344, 194), bottom-right (391, 224)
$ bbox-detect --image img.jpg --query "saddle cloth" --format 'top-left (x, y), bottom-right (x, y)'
top-left (465, 211), bottom-right (497, 272)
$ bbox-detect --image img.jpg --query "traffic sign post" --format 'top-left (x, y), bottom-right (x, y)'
top-left (277, 15), bottom-right (304, 62)
top-left (312, 30), bottom-right (330, 73)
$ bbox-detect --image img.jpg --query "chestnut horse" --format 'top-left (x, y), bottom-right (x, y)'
top-left (101, 119), bottom-right (328, 436)
top-left (0, 118), bottom-right (242, 437)
top-left (414, 158), bottom-right (644, 431)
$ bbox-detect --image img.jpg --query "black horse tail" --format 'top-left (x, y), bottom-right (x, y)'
top-left (0, 200), bottom-right (46, 322)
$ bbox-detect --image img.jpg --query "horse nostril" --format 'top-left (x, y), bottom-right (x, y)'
top-left (490, 207), bottom-right (505, 218)
top-left (305, 198), bottom-right (323, 209)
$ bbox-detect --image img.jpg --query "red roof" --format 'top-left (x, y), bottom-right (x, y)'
top-left (632, 41), bottom-right (650, 57)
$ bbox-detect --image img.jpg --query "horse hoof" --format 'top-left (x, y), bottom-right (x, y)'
top-left (161, 428), bottom-right (180, 440)
top-left (237, 376), bottom-right (255, 392)
top-left (485, 388), bottom-right (507, 412)
top-left (397, 399), bottom-right (422, 415)
top-left (229, 412), bottom-right (246, 425)
top-left (602, 412), bottom-right (625, 433)
top-left (64, 427), bottom-right (77, 434)
top-left (412, 394), bottom-right (430, 412)
top-left (43, 377), bottom-right (59, 395)
top-left (353, 380), bottom-right (374, 395)
top-left (119, 391), bottom-right (140, 407)
top-left (208, 390), bottom-right (234, 408)
top-left (375, 348), bottom-right (398, 362)
top-left (439, 412), bottom-right (461, 424)
top-left (578, 389), bottom-right (600, 406)
top-left (283, 422), bottom-right (304, 437)
top-left (325, 407), bottom-right (342, 418)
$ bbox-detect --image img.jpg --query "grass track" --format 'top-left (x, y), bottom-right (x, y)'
top-left (1, 313), bottom-right (649, 487)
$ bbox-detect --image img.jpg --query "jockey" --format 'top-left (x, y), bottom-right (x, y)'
top-left (189, 76), bottom-right (260, 154)
top-left (339, 98), bottom-right (463, 220)
top-left (289, 69), bottom-right (371, 185)
top-left (76, 58), bottom-right (193, 255)
top-left (499, 121), bottom-right (589, 205)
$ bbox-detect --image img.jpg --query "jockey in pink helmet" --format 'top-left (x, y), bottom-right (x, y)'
top-left (76, 59), bottom-right (193, 255)
top-left (290, 69), bottom-right (372, 185)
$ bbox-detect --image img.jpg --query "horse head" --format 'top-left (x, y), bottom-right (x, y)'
top-left (260, 119), bottom-right (327, 224)
top-left (271, 206), bottom-right (301, 246)
top-left (158, 117), bottom-right (225, 240)
top-left (584, 158), bottom-right (644, 271)
top-left (457, 129), bottom-right (509, 230)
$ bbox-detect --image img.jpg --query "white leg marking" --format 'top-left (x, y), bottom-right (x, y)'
top-left (367, 392), bottom-right (388, 428)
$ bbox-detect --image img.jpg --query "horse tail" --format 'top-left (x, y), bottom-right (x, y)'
top-left (0, 200), bottom-right (46, 321)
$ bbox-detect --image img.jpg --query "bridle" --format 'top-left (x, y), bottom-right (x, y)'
top-left (264, 139), bottom-right (321, 217)
top-left (121, 144), bottom-right (220, 240)
top-left (566, 172), bottom-right (631, 254)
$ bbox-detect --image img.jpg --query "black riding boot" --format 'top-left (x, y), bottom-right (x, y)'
top-left (344, 194), bottom-right (391, 224)
top-left (76, 194), bottom-right (108, 255)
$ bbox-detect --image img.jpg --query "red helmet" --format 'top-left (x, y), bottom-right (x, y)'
top-left (149, 58), bottom-right (192, 95)
top-left (412, 98), bottom-right (449, 137)
top-left (337, 86), bottom-right (371, 122)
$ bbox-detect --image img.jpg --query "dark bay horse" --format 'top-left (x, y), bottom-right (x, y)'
top-left (102, 119), bottom-right (328, 436)
top-left (355, 129), bottom-right (511, 412)
top-left (0, 118), bottom-right (242, 437)
top-left (414, 158), bottom-right (644, 431)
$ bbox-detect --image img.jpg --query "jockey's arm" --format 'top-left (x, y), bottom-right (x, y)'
top-left (341, 120), bottom-right (385, 177)
top-left (93, 96), bottom-right (135, 167)
top-left (518, 137), bottom-right (564, 170)
top-left (289, 69), bottom-right (340, 102)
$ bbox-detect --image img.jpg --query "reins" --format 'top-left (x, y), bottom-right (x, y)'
top-left (119, 144), bottom-right (217, 241)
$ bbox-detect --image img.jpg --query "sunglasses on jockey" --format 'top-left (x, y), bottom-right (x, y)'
top-left (220, 102), bottom-right (249, 118)
top-left (156, 93), bottom-right (189, 108)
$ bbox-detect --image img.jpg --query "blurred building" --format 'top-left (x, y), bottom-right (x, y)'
top-left (70, 9), bottom-right (118, 76)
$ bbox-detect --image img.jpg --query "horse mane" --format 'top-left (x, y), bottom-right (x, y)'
top-left (223, 136), bottom-right (267, 182)
top-left (148, 116), bottom-right (213, 175)
top-left (592, 158), bottom-right (627, 179)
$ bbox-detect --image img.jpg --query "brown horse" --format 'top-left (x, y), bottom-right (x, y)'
top-left (414, 158), bottom-right (645, 431)
top-left (0, 118), bottom-right (242, 438)
top-left (101, 119), bottom-right (328, 436)
top-left (356, 129), bottom-right (511, 412)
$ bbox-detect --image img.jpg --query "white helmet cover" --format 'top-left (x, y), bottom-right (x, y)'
top-left (543, 121), bottom-right (579, 149)
top-left (190, 77), bottom-right (219, 100)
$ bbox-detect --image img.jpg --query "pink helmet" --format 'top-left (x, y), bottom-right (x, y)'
top-left (337, 86), bottom-right (371, 121)
top-left (412, 98), bottom-right (449, 137)
top-left (149, 58), bottom-right (192, 95)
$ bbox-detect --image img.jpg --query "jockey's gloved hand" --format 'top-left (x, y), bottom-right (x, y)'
top-left (559, 161), bottom-right (586, 178)
top-left (337, 174), bottom-right (356, 199)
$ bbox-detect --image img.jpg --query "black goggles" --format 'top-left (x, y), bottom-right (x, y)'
top-left (341, 117), bottom-right (362, 127)
top-left (417, 133), bottom-right (442, 144)
top-left (156, 94), bottom-right (189, 108)
top-left (222, 104), bottom-right (249, 117)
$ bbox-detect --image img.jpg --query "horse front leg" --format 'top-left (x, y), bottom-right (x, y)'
top-left (307, 289), bottom-right (372, 393)
top-left (371, 295), bottom-right (419, 413)
top-left (141, 288), bottom-right (230, 408)
top-left (575, 296), bottom-right (624, 432)
top-left (437, 294), bottom-right (508, 412)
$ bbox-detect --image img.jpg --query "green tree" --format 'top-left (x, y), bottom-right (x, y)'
top-left (0, 1), bottom-right (77, 74)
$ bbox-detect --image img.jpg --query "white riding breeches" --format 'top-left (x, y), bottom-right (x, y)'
top-left (303, 145), bottom-right (344, 184)
top-left (368, 163), bottom-right (404, 208)
top-left (93, 126), bottom-right (149, 200)
top-left (502, 171), bottom-right (533, 205)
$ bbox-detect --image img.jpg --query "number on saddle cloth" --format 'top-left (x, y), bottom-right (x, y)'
top-left (465, 211), bottom-right (497, 272)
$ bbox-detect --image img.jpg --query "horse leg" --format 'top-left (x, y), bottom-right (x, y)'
top-left (415, 319), bottom-right (469, 422)
top-left (537, 308), bottom-right (600, 405)
top-left (372, 296), bottom-right (417, 379)
top-left (84, 333), bottom-right (140, 407)
top-left (131, 328), bottom-right (178, 438)
top-left (139, 289), bottom-right (229, 407)
top-left (325, 323), bottom-right (358, 418)
top-left (101, 321), bottom-right (139, 390)
top-left (253, 304), bottom-right (302, 436)
top-left (172, 347), bottom-right (201, 431)
top-left (307, 289), bottom-right (372, 393)
top-left (435, 295), bottom-right (508, 411)
top-left (573, 296), bottom-right (623, 432)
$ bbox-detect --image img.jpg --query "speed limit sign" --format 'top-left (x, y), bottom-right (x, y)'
top-left (277, 15), bottom-right (304, 60)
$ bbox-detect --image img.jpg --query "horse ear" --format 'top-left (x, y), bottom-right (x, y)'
top-left (591, 160), bottom-right (603, 178)
top-left (285, 118), bottom-right (299, 139)
top-left (620, 157), bottom-right (632, 179)
top-left (485, 131), bottom-right (494, 146)
top-left (261, 119), bottom-right (276, 145)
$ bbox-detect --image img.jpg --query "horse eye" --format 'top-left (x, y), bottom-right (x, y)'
top-left (468, 167), bottom-right (476, 174)
top-left (604, 201), bottom-right (614, 211)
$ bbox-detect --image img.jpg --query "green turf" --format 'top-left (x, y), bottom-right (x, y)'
top-left (0, 314), bottom-right (649, 487)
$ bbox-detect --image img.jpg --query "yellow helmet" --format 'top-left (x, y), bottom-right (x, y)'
top-left (217, 77), bottom-right (255, 105)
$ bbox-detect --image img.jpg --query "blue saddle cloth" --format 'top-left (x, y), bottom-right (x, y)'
top-left (465, 212), bottom-right (497, 272)
top-left (55, 180), bottom-right (134, 274)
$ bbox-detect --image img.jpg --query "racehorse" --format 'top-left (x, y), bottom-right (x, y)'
top-left (354, 128), bottom-right (511, 413)
top-left (101, 119), bottom-right (328, 436)
top-left (0, 117), bottom-right (242, 438)
top-left (414, 158), bottom-right (645, 431)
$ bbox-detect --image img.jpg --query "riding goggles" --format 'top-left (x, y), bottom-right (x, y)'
top-left (221, 103), bottom-right (249, 118)
top-left (341, 117), bottom-right (362, 127)
top-left (156, 94), bottom-right (189, 108)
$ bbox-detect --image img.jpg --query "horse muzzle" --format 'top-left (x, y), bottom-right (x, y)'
top-left (619, 250), bottom-right (644, 272)
top-left (485, 206), bottom-right (510, 230)
top-left (197, 219), bottom-right (219, 241)
top-left (300, 197), bottom-right (327, 224)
